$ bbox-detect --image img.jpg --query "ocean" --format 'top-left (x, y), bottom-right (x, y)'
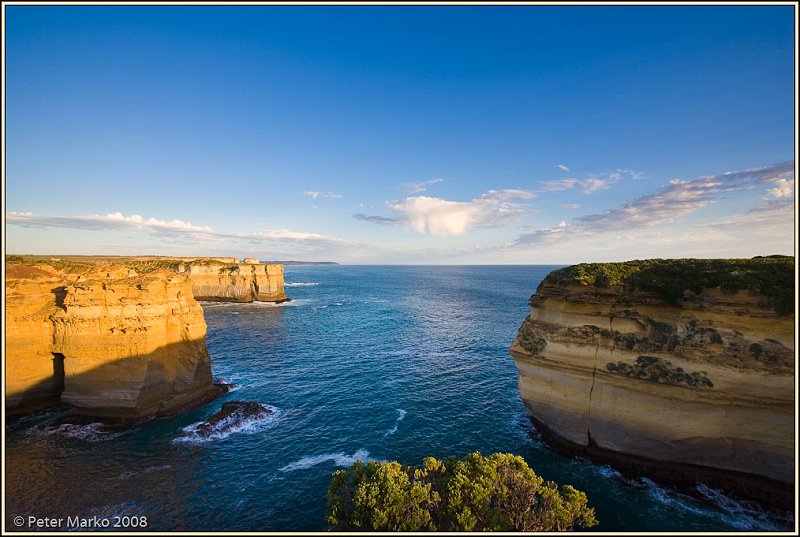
top-left (4, 265), bottom-right (793, 532)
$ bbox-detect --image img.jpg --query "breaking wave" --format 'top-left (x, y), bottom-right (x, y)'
top-left (280, 449), bottom-right (372, 472)
top-left (285, 282), bottom-right (319, 287)
top-left (383, 409), bottom-right (407, 438)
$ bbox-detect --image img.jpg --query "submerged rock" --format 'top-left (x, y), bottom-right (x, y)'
top-left (196, 401), bottom-right (273, 438)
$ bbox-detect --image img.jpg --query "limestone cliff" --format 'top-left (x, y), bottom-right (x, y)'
top-left (6, 263), bottom-right (218, 419)
top-left (182, 261), bottom-right (287, 303)
top-left (509, 258), bottom-right (794, 505)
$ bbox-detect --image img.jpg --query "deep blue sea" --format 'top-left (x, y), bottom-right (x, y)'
top-left (5, 266), bottom-right (794, 532)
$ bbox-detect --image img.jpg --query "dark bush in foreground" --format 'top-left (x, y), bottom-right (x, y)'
top-left (326, 452), bottom-right (598, 531)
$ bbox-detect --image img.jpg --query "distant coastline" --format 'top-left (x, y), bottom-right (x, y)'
top-left (262, 260), bottom-right (340, 266)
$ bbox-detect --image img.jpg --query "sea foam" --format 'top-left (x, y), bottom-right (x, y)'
top-left (280, 449), bottom-right (372, 472)
top-left (172, 404), bottom-right (281, 444)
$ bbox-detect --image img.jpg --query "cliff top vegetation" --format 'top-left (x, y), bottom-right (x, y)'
top-left (543, 257), bottom-right (794, 315)
top-left (5, 255), bottom-right (241, 275)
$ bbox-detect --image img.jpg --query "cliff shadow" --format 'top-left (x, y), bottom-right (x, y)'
top-left (50, 286), bottom-right (67, 311)
top-left (5, 339), bottom-right (226, 425)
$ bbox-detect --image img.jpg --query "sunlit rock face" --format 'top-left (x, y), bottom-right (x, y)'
top-left (509, 259), bottom-right (794, 503)
top-left (6, 263), bottom-right (216, 419)
top-left (186, 262), bottom-right (287, 303)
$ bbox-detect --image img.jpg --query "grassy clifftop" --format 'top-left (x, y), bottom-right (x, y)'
top-left (5, 255), bottom-right (240, 275)
top-left (543, 257), bottom-right (794, 315)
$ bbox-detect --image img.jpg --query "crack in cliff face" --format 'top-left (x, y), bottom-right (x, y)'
top-left (587, 313), bottom-right (617, 448)
top-left (587, 338), bottom-right (599, 447)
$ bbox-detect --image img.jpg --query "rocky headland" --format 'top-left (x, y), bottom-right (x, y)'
top-left (5, 256), bottom-right (287, 420)
top-left (509, 258), bottom-right (795, 509)
top-left (183, 260), bottom-right (287, 303)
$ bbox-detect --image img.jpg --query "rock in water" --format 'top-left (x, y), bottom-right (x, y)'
top-left (196, 401), bottom-right (273, 438)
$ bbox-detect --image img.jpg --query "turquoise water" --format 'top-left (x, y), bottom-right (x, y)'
top-left (4, 266), bottom-right (793, 531)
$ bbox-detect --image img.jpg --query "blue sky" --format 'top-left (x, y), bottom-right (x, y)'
top-left (4, 5), bottom-right (795, 263)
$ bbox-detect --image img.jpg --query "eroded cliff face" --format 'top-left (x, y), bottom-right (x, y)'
top-left (6, 264), bottom-right (217, 419)
top-left (509, 260), bottom-right (794, 503)
top-left (185, 262), bottom-right (287, 303)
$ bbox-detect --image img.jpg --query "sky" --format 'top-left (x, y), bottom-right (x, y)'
top-left (4, 4), bottom-right (796, 264)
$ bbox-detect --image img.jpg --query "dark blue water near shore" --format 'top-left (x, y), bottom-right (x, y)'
top-left (5, 266), bottom-right (793, 531)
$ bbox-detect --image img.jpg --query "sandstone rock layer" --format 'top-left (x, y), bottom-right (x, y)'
top-left (6, 263), bottom-right (216, 419)
top-left (185, 262), bottom-right (287, 303)
top-left (509, 259), bottom-right (794, 504)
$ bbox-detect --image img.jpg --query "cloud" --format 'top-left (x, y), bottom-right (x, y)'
top-left (480, 189), bottom-right (536, 201)
top-left (7, 211), bottom-right (361, 251)
top-left (252, 228), bottom-right (358, 246)
top-left (353, 213), bottom-right (399, 225)
top-left (560, 204), bottom-right (580, 210)
top-left (304, 191), bottom-right (343, 200)
top-left (539, 177), bottom-right (610, 194)
top-left (557, 164), bottom-right (570, 172)
top-left (7, 211), bottom-right (213, 235)
top-left (356, 189), bottom-right (536, 237)
top-left (764, 177), bottom-right (794, 199)
top-left (538, 168), bottom-right (643, 194)
top-left (700, 199), bottom-right (794, 234)
top-left (402, 178), bottom-right (443, 195)
top-left (514, 161), bottom-right (794, 246)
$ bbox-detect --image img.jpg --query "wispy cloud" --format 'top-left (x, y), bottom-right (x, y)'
top-left (353, 213), bottom-right (399, 225)
top-left (560, 204), bottom-right (580, 210)
top-left (557, 164), bottom-right (570, 172)
top-left (304, 191), bottom-right (343, 200)
top-left (539, 168), bottom-right (643, 194)
top-left (356, 189), bottom-right (536, 237)
top-left (6, 211), bottom-right (213, 235)
top-left (7, 211), bottom-right (360, 250)
top-left (402, 178), bottom-right (443, 195)
top-left (514, 161), bottom-right (794, 246)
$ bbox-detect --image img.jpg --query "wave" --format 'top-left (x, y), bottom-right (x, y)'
top-left (383, 409), bottom-right (407, 438)
top-left (593, 464), bottom-right (623, 480)
top-left (172, 404), bottom-right (281, 444)
top-left (35, 422), bottom-right (127, 443)
top-left (509, 410), bottom-right (541, 446)
top-left (280, 449), bottom-right (372, 472)
top-left (642, 478), bottom-right (790, 531)
top-left (695, 483), bottom-right (792, 531)
top-left (199, 299), bottom-right (311, 308)
top-left (284, 282), bottom-right (319, 287)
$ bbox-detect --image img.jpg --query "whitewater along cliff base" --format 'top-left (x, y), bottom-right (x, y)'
top-left (509, 257), bottom-right (795, 510)
top-left (5, 256), bottom-right (287, 421)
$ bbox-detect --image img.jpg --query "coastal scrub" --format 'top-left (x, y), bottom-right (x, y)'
top-left (326, 452), bottom-right (598, 531)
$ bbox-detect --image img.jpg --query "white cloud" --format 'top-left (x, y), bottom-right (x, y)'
top-left (560, 204), bottom-right (580, 210)
top-left (7, 211), bottom-right (213, 234)
top-left (557, 164), bottom-right (570, 172)
top-left (6, 211), bottom-right (361, 251)
top-left (304, 191), bottom-right (343, 200)
top-left (402, 178), bottom-right (444, 195)
top-left (480, 189), bottom-right (536, 201)
top-left (357, 189), bottom-right (535, 237)
top-left (388, 197), bottom-right (483, 237)
top-left (253, 229), bottom-right (356, 245)
top-left (764, 177), bottom-right (794, 199)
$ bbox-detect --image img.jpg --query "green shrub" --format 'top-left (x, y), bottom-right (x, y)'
top-left (543, 258), bottom-right (794, 315)
top-left (327, 452), bottom-right (598, 531)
